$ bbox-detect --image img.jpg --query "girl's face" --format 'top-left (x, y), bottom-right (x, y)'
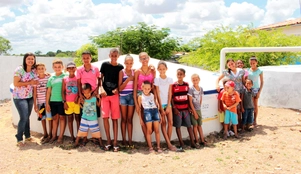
top-left (25, 56), bottom-right (35, 67)
top-left (124, 58), bottom-right (133, 69)
top-left (236, 60), bottom-right (244, 68)
top-left (142, 84), bottom-right (151, 95)
top-left (83, 88), bottom-right (92, 98)
top-left (67, 67), bottom-right (76, 75)
top-left (82, 54), bottom-right (92, 64)
top-left (191, 76), bottom-right (200, 86)
top-left (249, 60), bottom-right (258, 68)
top-left (227, 61), bottom-right (236, 70)
top-left (36, 66), bottom-right (46, 75)
top-left (157, 64), bottom-right (167, 76)
top-left (139, 55), bottom-right (149, 66)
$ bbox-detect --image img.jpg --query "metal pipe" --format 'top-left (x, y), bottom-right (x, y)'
top-left (220, 46), bottom-right (301, 73)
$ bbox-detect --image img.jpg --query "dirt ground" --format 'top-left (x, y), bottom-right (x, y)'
top-left (1, 101), bottom-right (301, 174)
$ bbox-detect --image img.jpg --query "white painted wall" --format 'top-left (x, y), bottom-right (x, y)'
top-left (282, 25), bottom-right (301, 36)
top-left (0, 56), bottom-right (74, 100)
top-left (258, 65), bottom-right (301, 109)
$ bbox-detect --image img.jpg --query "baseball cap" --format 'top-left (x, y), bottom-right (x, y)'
top-left (225, 81), bottom-right (235, 88)
top-left (66, 62), bottom-right (76, 68)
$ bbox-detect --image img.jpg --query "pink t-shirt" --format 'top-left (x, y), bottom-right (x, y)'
top-left (13, 66), bottom-right (37, 99)
top-left (137, 72), bottom-right (154, 90)
top-left (76, 65), bottom-right (100, 91)
top-left (64, 76), bottom-right (78, 102)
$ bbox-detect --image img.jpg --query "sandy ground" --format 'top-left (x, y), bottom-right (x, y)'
top-left (1, 101), bottom-right (301, 174)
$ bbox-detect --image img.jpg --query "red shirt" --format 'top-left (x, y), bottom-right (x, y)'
top-left (172, 81), bottom-right (189, 111)
top-left (217, 89), bottom-right (225, 112)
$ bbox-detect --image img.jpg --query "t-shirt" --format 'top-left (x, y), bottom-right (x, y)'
top-left (13, 66), bottom-right (37, 99)
top-left (172, 81), bottom-right (189, 111)
top-left (188, 86), bottom-right (204, 111)
top-left (100, 61), bottom-right (124, 96)
top-left (154, 77), bottom-right (173, 105)
top-left (221, 91), bottom-right (241, 113)
top-left (82, 97), bottom-right (97, 121)
top-left (222, 68), bottom-right (245, 93)
top-left (64, 76), bottom-right (78, 102)
top-left (36, 75), bottom-right (50, 104)
top-left (76, 65), bottom-right (100, 91)
top-left (141, 93), bottom-right (157, 109)
top-left (242, 88), bottom-right (256, 109)
top-left (247, 68), bottom-right (262, 89)
top-left (217, 89), bottom-right (225, 112)
top-left (47, 73), bottom-right (65, 102)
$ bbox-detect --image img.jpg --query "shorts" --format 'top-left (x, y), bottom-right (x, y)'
top-left (65, 102), bottom-right (80, 115)
top-left (77, 118), bottom-right (101, 138)
top-left (162, 104), bottom-right (171, 110)
top-left (119, 93), bottom-right (134, 106)
top-left (218, 111), bottom-right (225, 123)
top-left (191, 110), bottom-right (202, 126)
top-left (173, 110), bottom-right (192, 128)
top-left (50, 101), bottom-right (65, 116)
top-left (37, 103), bottom-right (52, 120)
top-left (144, 108), bottom-right (160, 123)
top-left (242, 108), bottom-right (254, 125)
top-left (101, 94), bottom-right (120, 119)
top-left (224, 110), bottom-right (238, 125)
top-left (252, 88), bottom-right (260, 95)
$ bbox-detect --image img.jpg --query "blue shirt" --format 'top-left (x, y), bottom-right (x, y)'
top-left (82, 97), bottom-right (97, 121)
top-left (247, 68), bottom-right (262, 89)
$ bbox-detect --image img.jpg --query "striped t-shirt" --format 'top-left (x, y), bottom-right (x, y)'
top-left (120, 69), bottom-right (134, 96)
top-left (36, 75), bottom-right (50, 104)
top-left (172, 81), bottom-right (189, 111)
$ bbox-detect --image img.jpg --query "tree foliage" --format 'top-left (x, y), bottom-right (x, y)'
top-left (90, 22), bottom-right (181, 60)
top-left (0, 36), bottom-right (12, 55)
top-left (74, 43), bottom-right (98, 66)
top-left (180, 25), bottom-right (301, 71)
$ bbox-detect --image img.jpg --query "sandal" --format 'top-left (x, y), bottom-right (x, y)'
top-left (157, 147), bottom-right (163, 153)
top-left (41, 137), bottom-right (51, 144)
top-left (168, 145), bottom-right (177, 151)
top-left (113, 146), bottom-right (120, 152)
top-left (16, 141), bottom-right (25, 147)
top-left (128, 145), bottom-right (135, 149)
top-left (49, 138), bottom-right (57, 144)
top-left (57, 138), bottom-right (64, 144)
top-left (149, 147), bottom-right (155, 153)
top-left (200, 140), bottom-right (207, 146)
top-left (176, 146), bottom-right (185, 152)
top-left (248, 128), bottom-right (254, 132)
top-left (104, 144), bottom-right (112, 151)
top-left (191, 143), bottom-right (200, 149)
top-left (25, 137), bottom-right (32, 142)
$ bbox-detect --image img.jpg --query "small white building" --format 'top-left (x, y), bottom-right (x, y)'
top-left (256, 18), bottom-right (301, 36)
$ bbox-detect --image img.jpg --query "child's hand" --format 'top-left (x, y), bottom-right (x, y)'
top-left (160, 109), bottom-right (166, 117)
top-left (173, 108), bottom-right (180, 116)
top-left (100, 86), bottom-right (107, 97)
top-left (255, 93), bottom-right (260, 99)
top-left (64, 102), bottom-right (69, 110)
top-left (34, 105), bottom-right (38, 113)
top-left (112, 89), bottom-right (118, 94)
top-left (139, 119), bottom-right (144, 126)
top-left (46, 104), bottom-right (51, 113)
top-left (30, 79), bottom-right (39, 85)
top-left (149, 64), bottom-right (155, 72)
top-left (241, 108), bottom-right (245, 113)
top-left (165, 106), bottom-right (171, 114)
top-left (193, 112), bottom-right (199, 120)
top-left (127, 75), bottom-right (134, 81)
top-left (218, 108), bottom-right (222, 113)
top-left (135, 105), bottom-right (141, 114)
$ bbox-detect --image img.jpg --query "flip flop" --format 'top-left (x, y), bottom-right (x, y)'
top-left (176, 146), bottom-right (185, 152)
top-left (16, 141), bottom-right (25, 147)
top-left (168, 145), bottom-right (177, 151)
top-left (104, 144), bottom-right (112, 151)
top-left (113, 146), bottom-right (120, 152)
top-left (157, 147), bottom-right (163, 153)
top-left (149, 147), bottom-right (155, 153)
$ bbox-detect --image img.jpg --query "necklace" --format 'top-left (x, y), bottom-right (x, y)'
top-left (141, 68), bottom-right (149, 75)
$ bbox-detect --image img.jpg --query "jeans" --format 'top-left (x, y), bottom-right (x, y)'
top-left (242, 108), bottom-right (254, 125)
top-left (13, 98), bottom-right (34, 142)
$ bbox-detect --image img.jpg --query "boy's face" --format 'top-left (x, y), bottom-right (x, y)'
top-left (36, 65), bottom-right (46, 75)
top-left (109, 52), bottom-right (119, 63)
top-left (142, 84), bottom-right (151, 95)
top-left (82, 54), bottom-right (92, 64)
top-left (191, 76), bottom-right (200, 86)
top-left (245, 80), bottom-right (253, 90)
top-left (249, 60), bottom-right (258, 68)
top-left (157, 64), bottom-right (167, 76)
top-left (236, 61), bottom-right (244, 68)
top-left (225, 85), bottom-right (234, 93)
top-left (67, 67), bottom-right (76, 74)
top-left (52, 63), bottom-right (63, 74)
top-left (83, 88), bottom-right (91, 98)
top-left (177, 70), bottom-right (185, 81)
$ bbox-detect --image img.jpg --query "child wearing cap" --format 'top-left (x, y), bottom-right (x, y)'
top-left (62, 61), bottom-right (80, 142)
top-left (221, 81), bottom-right (241, 139)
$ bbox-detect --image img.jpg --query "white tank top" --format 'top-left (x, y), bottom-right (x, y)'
top-left (141, 93), bottom-right (157, 109)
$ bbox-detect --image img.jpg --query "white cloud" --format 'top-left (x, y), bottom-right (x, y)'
top-left (0, 7), bottom-right (16, 21)
top-left (228, 2), bottom-right (264, 21)
top-left (0, 0), bottom-right (23, 7)
top-left (261, 0), bottom-right (300, 25)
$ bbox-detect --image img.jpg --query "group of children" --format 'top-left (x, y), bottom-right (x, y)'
top-left (33, 49), bottom-right (262, 152)
top-left (33, 49), bottom-right (208, 153)
top-left (217, 57), bottom-right (263, 139)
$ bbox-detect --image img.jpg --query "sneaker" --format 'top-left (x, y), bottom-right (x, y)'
top-left (229, 130), bottom-right (235, 136)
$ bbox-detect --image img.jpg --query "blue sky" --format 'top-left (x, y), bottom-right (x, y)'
top-left (0, 0), bottom-right (300, 54)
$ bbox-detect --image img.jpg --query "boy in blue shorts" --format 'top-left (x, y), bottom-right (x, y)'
top-left (221, 81), bottom-right (241, 139)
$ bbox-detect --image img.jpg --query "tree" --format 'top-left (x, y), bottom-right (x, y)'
top-left (35, 50), bottom-right (42, 56)
top-left (0, 36), bottom-right (12, 55)
top-left (55, 52), bottom-right (69, 57)
top-left (180, 25), bottom-right (301, 71)
top-left (74, 43), bottom-right (98, 66)
top-left (91, 22), bottom-right (181, 60)
top-left (46, 51), bottom-right (56, 57)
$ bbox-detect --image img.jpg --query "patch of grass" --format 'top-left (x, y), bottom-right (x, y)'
top-left (172, 156), bottom-right (180, 160)
top-left (234, 150), bottom-right (238, 153)
top-left (226, 156), bottom-right (231, 159)
top-left (118, 160), bottom-right (123, 164)
top-left (216, 158), bottom-right (223, 162)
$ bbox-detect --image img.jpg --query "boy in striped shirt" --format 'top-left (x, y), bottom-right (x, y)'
top-left (171, 68), bottom-right (198, 150)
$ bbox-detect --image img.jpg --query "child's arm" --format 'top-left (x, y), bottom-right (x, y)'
top-left (99, 73), bottom-right (107, 97)
top-left (154, 85), bottom-right (165, 116)
top-left (171, 98), bottom-right (179, 116)
top-left (216, 74), bottom-right (225, 92)
top-left (62, 79), bottom-right (68, 110)
top-left (46, 87), bottom-right (52, 112)
top-left (133, 70), bottom-right (140, 113)
top-left (77, 79), bottom-right (82, 102)
top-left (241, 93), bottom-right (244, 113)
top-left (118, 70), bottom-right (132, 91)
top-left (33, 86), bottom-right (38, 113)
top-left (165, 84), bottom-right (173, 115)
top-left (256, 72), bottom-right (264, 99)
top-left (188, 95), bottom-right (198, 120)
top-left (137, 96), bottom-right (144, 126)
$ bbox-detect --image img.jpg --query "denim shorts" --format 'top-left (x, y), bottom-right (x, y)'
top-left (119, 93), bottom-right (134, 106)
top-left (144, 108), bottom-right (160, 123)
